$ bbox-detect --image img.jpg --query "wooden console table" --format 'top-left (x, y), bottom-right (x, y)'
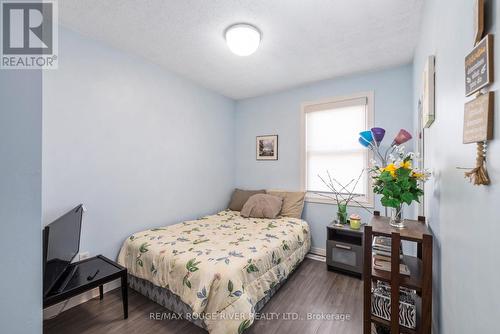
top-left (363, 213), bottom-right (433, 334)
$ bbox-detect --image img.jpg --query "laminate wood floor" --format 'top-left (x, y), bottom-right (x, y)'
top-left (44, 258), bottom-right (367, 334)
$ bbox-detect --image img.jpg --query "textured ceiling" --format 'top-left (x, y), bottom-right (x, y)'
top-left (59, 0), bottom-right (423, 99)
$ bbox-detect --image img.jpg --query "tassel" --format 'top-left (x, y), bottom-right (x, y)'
top-left (465, 141), bottom-right (490, 185)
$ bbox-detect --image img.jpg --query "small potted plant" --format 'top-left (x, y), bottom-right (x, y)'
top-left (317, 170), bottom-right (370, 227)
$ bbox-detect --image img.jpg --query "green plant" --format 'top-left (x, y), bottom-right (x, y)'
top-left (317, 170), bottom-right (372, 224)
top-left (337, 203), bottom-right (348, 224)
top-left (371, 153), bottom-right (427, 209)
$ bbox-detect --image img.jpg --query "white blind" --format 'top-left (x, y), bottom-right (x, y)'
top-left (305, 99), bottom-right (368, 195)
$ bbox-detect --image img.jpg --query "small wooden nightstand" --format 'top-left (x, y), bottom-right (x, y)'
top-left (326, 224), bottom-right (364, 278)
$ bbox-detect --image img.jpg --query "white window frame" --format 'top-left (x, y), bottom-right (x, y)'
top-left (300, 91), bottom-right (374, 207)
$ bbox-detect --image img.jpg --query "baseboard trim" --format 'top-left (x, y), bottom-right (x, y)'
top-left (307, 247), bottom-right (326, 262)
top-left (43, 279), bottom-right (121, 319)
top-left (310, 247), bottom-right (326, 257)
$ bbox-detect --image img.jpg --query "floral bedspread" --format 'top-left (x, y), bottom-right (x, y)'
top-left (117, 210), bottom-right (311, 334)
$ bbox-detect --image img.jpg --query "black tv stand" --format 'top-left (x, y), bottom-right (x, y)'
top-left (55, 264), bottom-right (79, 294)
top-left (44, 255), bottom-right (128, 319)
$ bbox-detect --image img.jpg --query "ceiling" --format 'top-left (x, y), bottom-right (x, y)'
top-left (59, 0), bottom-right (424, 100)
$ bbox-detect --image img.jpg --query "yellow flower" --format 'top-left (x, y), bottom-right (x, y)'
top-left (402, 160), bottom-right (412, 169)
top-left (384, 163), bottom-right (397, 171)
top-left (412, 172), bottom-right (424, 179)
top-left (383, 163), bottom-right (397, 177)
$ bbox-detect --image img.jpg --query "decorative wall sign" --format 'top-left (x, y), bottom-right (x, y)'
top-left (463, 5), bottom-right (493, 187)
top-left (463, 92), bottom-right (494, 144)
top-left (465, 34), bottom-right (493, 96)
top-left (474, 0), bottom-right (484, 45)
top-left (422, 55), bottom-right (435, 128)
top-left (256, 135), bottom-right (278, 160)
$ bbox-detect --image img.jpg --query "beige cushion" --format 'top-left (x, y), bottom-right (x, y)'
top-left (240, 194), bottom-right (283, 219)
top-left (266, 190), bottom-right (306, 219)
top-left (228, 189), bottom-right (266, 211)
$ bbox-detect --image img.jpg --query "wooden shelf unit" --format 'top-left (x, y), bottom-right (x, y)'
top-left (363, 212), bottom-right (433, 334)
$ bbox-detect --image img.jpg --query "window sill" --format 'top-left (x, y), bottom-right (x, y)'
top-left (304, 192), bottom-right (374, 208)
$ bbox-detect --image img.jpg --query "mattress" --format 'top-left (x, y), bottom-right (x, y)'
top-left (118, 210), bottom-right (311, 334)
top-left (128, 270), bottom-right (290, 330)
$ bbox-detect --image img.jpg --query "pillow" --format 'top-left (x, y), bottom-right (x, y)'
top-left (240, 194), bottom-right (283, 219)
top-left (228, 188), bottom-right (266, 211)
top-left (266, 190), bottom-right (306, 219)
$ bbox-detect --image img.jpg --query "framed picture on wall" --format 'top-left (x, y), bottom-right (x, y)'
top-left (256, 135), bottom-right (278, 160)
top-left (422, 55), bottom-right (435, 128)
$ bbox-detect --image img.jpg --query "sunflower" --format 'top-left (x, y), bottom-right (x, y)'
top-left (411, 171), bottom-right (425, 179)
top-left (381, 163), bottom-right (397, 177)
top-left (401, 160), bottom-right (412, 169)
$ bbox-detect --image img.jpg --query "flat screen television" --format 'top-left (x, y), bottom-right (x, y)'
top-left (43, 204), bottom-right (83, 297)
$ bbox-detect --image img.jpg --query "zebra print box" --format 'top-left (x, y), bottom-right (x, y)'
top-left (371, 281), bottom-right (417, 330)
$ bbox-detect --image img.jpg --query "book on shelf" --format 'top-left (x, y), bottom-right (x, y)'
top-left (372, 236), bottom-right (403, 258)
top-left (373, 250), bottom-right (403, 260)
top-left (372, 257), bottom-right (411, 276)
top-left (373, 254), bottom-right (392, 262)
top-left (372, 236), bottom-right (391, 251)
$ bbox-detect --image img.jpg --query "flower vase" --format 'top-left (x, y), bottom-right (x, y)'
top-left (389, 204), bottom-right (405, 228)
top-left (337, 204), bottom-right (348, 225)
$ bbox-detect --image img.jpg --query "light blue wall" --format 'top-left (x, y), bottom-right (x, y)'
top-left (0, 71), bottom-right (42, 332)
top-left (42, 28), bottom-right (235, 260)
top-left (235, 65), bottom-right (414, 250)
top-left (413, 0), bottom-right (500, 332)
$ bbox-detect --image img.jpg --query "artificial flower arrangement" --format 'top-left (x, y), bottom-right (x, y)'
top-left (370, 148), bottom-right (430, 227)
top-left (358, 127), bottom-right (430, 228)
top-left (317, 127), bottom-right (430, 228)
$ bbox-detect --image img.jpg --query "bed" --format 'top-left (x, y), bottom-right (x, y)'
top-left (118, 209), bottom-right (311, 334)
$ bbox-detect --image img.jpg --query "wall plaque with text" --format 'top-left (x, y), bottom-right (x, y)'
top-left (465, 34), bottom-right (493, 96)
top-left (463, 92), bottom-right (494, 143)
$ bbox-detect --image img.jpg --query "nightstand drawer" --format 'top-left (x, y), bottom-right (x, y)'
top-left (326, 240), bottom-right (363, 273)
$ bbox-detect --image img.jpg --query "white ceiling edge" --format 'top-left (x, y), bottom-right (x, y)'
top-left (57, 0), bottom-right (424, 100)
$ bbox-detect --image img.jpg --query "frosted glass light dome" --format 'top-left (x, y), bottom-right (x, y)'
top-left (225, 24), bottom-right (261, 56)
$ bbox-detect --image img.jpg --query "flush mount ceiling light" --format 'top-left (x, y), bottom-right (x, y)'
top-left (225, 24), bottom-right (261, 56)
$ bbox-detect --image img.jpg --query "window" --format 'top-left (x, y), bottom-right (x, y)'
top-left (300, 92), bottom-right (374, 206)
